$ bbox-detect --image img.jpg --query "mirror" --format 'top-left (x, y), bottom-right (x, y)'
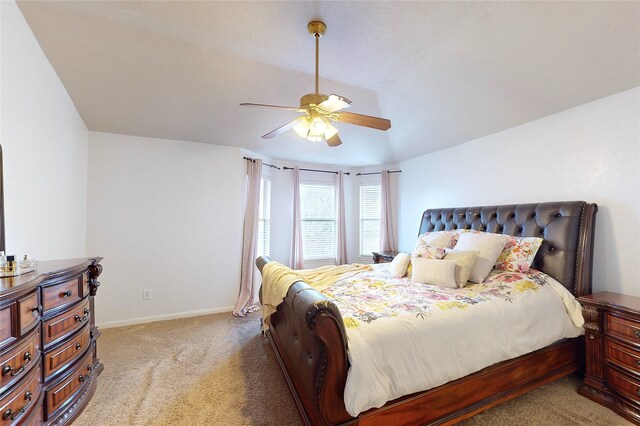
top-left (0, 145), bottom-right (4, 252)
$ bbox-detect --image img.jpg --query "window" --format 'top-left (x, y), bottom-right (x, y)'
top-left (360, 184), bottom-right (381, 256)
top-left (257, 177), bottom-right (271, 257)
top-left (300, 183), bottom-right (336, 260)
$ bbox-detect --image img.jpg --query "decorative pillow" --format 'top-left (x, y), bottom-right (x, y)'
top-left (406, 262), bottom-right (413, 277)
top-left (443, 250), bottom-right (480, 287)
top-left (416, 231), bottom-right (458, 249)
top-left (388, 253), bottom-right (411, 277)
top-left (453, 232), bottom-right (507, 283)
top-left (411, 242), bottom-right (446, 260)
top-left (411, 258), bottom-right (457, 288)
top-left (495, 236), bottom-right (543, 272)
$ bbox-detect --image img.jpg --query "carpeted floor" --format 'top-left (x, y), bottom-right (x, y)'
top-left (73, 311), bottom-right (631, 426)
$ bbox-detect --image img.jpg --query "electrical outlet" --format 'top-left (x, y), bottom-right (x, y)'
top-left (143, 288), bottom-right (152, 300)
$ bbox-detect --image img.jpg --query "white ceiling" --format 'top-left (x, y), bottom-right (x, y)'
top-left (17, 1), bottom-right (640, 166)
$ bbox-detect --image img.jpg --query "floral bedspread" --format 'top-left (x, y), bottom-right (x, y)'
top-left (321, 265), bottom-right (550, 329)
top-left (321, 264), bottom-right (584, 417)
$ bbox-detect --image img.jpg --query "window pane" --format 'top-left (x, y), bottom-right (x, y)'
top-left (360, 185), bottom-right (381, 256)
top-left (300, 183), bottom-right (336, 260)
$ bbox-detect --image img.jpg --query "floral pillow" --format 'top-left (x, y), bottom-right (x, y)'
top-left (411, 240), bottom-right (446, 260)
top-left (494, 236), bottom-right (543, 272)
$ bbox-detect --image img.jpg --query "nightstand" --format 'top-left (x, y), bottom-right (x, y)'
top-left (578, 292), bottom-right (640, 425)
top-left (372, 251), bottom-right (398, 264)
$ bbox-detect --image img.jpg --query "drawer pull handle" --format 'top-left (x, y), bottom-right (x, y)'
top-left (636, 359), bottom-right (640, 368)
top-left (75, 343), bottom-right (82, 350)
top-left (2, 390), bottom-right (32, 421)
top-left (31, 305), bottom-right (42, 315)
top-left (635, 330), bottom-right (640, 339)
top-left (1, 352), bottom-right (32, 377)
top-left (87, 365), bottom-right (93, 372)
top-left (62, 290), bottom-right (73, 298)
top-left (78, 374), bottom-right (86, 383)
top-left (74, 309), bottom-right (90, 323)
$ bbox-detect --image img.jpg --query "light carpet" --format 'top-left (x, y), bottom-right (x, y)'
top-left (73, 311), bottom-right (631, 426)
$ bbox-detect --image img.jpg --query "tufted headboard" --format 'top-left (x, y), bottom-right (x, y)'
top-left (418, 201), bottom-right (597, 296)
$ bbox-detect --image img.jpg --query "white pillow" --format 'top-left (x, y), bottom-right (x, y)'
top-left (443, 250), bottom-right (480, 287)
top-left (417, 231), bottom-right (454, 249)
top-left (453, 232), bottom-right (507, 283)
top-left (411, 258), bottom-right (457, 288)
top-left (388, 253), bottom-right (411, 277)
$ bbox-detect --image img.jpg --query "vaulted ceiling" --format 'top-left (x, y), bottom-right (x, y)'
top-left (17, 1), bottom-right (640, 166)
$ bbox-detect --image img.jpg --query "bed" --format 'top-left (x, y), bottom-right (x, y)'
top-left (257, 201), bottom-right (597, 425)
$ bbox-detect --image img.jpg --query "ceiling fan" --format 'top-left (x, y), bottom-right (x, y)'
top-left (240, 21), bottom-right (391, 147)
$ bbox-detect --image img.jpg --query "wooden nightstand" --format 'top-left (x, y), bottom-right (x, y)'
top-left (578, 292), bottom-right (640, 425)
top-left (372, 251), bottom-right (398, 264)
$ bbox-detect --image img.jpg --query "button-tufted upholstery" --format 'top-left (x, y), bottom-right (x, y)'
top-left (418, 201), bottom-right (594, 294)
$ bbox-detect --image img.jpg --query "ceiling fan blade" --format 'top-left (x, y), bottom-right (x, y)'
top-left (326, 134), bottom-right (342, 147)
top-left (317, 94), bottom-right (352, 113)
top-left (261, 119), bottom-right (301, 139)
top-left (336, 112), bottom-right (391, 131)
top-left (240, 103), bottom-right (305, 112)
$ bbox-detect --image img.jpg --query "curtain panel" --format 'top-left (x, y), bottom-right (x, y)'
top-left (380, 169), bottom-right (397, 252)
top-left (290, 167), bottom-right (304, 269)
top-left (336, 171), bottom-right (347, 265)
top-left (233, 159), bottom-right (262, 316)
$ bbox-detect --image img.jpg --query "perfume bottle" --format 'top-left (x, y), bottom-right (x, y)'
top-left (6, 255), bottom-right (17, 273)
top-left (19, 254), bottom-right (38, 269)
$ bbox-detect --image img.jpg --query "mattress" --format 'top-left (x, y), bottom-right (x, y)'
top-left (320, 264), bottom-right (584, 416)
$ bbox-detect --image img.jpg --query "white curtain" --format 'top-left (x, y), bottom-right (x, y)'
top-left (233, 159), bottom-right (262, 317)
top-left (290, 167), bottom-right (304, 269)
top-left (336, 171), bottom-right (347, 265)
top-left (380, 170), bottom-right (397, 252)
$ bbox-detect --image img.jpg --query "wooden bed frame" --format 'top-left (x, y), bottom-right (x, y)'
top-left (257, 201), bottom-right (598, 425)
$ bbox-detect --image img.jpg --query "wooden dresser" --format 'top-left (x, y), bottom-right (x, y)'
top-left (578, 292), bottom-right (640, 425)
top-left (0, 258), bottom-right (103, 426)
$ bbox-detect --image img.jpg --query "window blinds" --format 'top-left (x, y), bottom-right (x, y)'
top-left (300, 183), bottom-right (336, 260)
top-left (257, 177), bottom-right (271, 257)
top-left (360, 184), bottom-right (381, 256)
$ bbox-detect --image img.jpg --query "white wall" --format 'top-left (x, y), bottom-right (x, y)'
top-left (86, 132), bottom-right (245, 327)
top-left (1, 0), bottom-right (88, 259)
top-left (397, 87), bottom-right (640, 296)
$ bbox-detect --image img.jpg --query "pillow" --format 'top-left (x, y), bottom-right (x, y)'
top-left (495, 236), bottom-right (543, 272)
top-left (443, 250), bottom-right (480, 287)
top-left (388, 253), bottom-right (411, 277)
top-left (416, 231), bottom-right (458, 249)
top-left (411, 242), bottom-right (446, 260)
top-left (411, 258), bottom-right (457, 288)
top-left (453, 232), bottom-right (507, 283)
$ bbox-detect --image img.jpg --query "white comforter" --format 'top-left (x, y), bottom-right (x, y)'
top-left (320, 266), bottom-right (584, 416)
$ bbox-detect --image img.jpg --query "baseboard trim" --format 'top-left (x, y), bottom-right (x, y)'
top-left (97, 306), bottom-right (234, 329)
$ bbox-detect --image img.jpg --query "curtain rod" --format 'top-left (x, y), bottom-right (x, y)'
top-left (282, 166), bottom-right (350, 175)
top-left (355, 170), bottom-right (402, 176)
top-left (243, 157), bottom-right (281, 170)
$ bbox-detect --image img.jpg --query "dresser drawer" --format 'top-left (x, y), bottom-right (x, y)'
top-left (42, 278), bottom-right (82, 314)
top-left (0, 305), bottom-right (15, 350)
top-left (44, 349), bottom-right (93, 420)
top-left (17, 291), bottom-right (39, 337)
top-left (0, 364), bottom-right (41, 426)
top-left (43, 298), bottom-right (90, 348)
top-left (43, 324), bottom-right (90, 381)
top-left (0, 328), bottom-right (40, 395)
top-left (607, 367), bottom-right (640, 403)
top-left (607, 339), bottom-right (640, 376)
top-left (606, 313), bottom-right (640, 346)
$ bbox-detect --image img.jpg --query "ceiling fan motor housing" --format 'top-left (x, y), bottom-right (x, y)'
top-left (300, 93), bottom-right (328, 109)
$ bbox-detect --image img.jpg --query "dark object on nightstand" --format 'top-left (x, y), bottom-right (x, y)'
top-left (372, 251), bottom-right (398, 264)
top-left (578, 292), bottom-right (640, 425)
